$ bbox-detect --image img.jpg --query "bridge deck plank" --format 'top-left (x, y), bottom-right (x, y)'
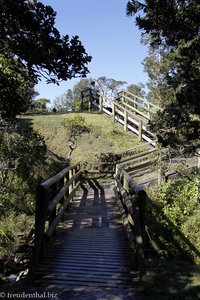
top-left (34, 181), bottom-right (138, 294)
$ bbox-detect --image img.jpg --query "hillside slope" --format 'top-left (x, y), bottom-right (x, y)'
top-left (27, 112), bottom-right (140, 166)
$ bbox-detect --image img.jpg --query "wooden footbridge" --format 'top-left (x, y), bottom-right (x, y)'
top-left (30, 162), bottom-right (147, 297)
top-left (16, 90), bottom-right (198, 297)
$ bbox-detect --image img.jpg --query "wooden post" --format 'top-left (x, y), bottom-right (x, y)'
top-left (121, 90), bottom-right (124, 103)
top-left (123, 172), bottom-right (129, 193)
top-left (49, 183), bottom-right (57, 236)
top-left (89, 89), bottom-right (92, 111)
top-left (69, 169), bottom-right (73, 194)
top-left (99, 95), bottom-right (103, 113)
top-left (147, 102), bottom-right (150, 119)
top-left (65, 170), bottom-right (70, 200)
top-left (32, 184), bottom-right (49, 273)
top-left (131, 194), bottom-right (145, 280)
top-left (137, 191), bottom-right (147, 252)
top-left (113, 103), bottom-right (116, 122)
top-left (138, 119), bottom-right (143, 142)
top-left (124, 110), bottom-right (128, 131)
top-left (73, 167), bottom-right (76, 189)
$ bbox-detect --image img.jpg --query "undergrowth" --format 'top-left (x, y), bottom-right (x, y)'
top-left (147, 169), bottom-right (200, 264)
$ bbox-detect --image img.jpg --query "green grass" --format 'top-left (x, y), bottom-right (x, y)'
top-left (26, 112), bottom-right (141, 165)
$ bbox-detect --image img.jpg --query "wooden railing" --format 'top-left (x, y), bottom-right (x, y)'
top-left (81, 88), bottom-right (100, 111)
top-left (91, 90), bottom-right (159, 146)
top-left (32, 163), bottom-right (82, 272)
top-left (114, 165), bottom-right (147, 280)
top-left (117, 90), bottom-right (160, 118)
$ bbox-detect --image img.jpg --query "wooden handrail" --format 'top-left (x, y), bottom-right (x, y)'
top-left (114, 165), bottom-right (147, 280)
top-left (114, 101), bottom-right (150, 121)
top-left (31, 163), bottom-right (82, 274)
top-left (40, 163), bottom-right (80, 189)
top-left (118, 90), bottom-right (160, 111)
top-left (112, 102), bottom-right (156, 145)
top-left (118, 148), bottom-right (158, 165)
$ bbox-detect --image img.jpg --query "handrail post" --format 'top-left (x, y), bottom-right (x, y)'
top-left (123, 171), bottom-right (129, 193)
top-left (138, 119), bottom-right (143, 142)
top-left (113, 103), bottom-right (116, 122)
top-left (49, 183), bottom-right (57, 236)
top-left (121, 90), bottom-right (124, 103)
top-left (137, 191), bottom-right (147, 254)
top-left (32, 184), bottom-right (49, 273)
top-left (65, 169), bottom-right (70, 199)
top-left (124, 110), bottom-right (128, 131)
top-left (89, 89), bottom-right (92, 111)
top-left (131, 193), bottom-right (145, 280)
top-left (69, 168), bottom-right (73, 194)
top-left (99, 94), bottom-right (103, 113)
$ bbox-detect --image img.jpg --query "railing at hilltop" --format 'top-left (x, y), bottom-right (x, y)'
top-left (90, 90), bottom-right (159, 146)
top-left (81, 87), bottom-right (101, 111)
top-left (31, 163), bottom-right (82, 274)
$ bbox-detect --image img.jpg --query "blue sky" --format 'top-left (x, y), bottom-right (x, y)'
top-left (36, 0), bottom-right (148, 104)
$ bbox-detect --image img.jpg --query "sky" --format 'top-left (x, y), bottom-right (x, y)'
top-left (36, 0), bottom-right (148, 105)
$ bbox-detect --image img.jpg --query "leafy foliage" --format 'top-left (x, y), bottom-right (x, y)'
top-left (31, 98), bottom-right (50, 111)
top-left (127, 1), bottom-right (200, 154)
top-left (0, 55), bottom-right (36, 119)
top-left (62, 115), bottom-right (91, 159)
top-left (96, 76), bottom-right (127, 100)
top-left (147, 173), bottom-right (200, 263)
top-left (127, 83), bottom-right (145, 98)
top-left (0, 0), bottom-right (91, 120)
top-left (0, 119), bottom-right (46, 186)
top-left (57, 76), bottom-right (129, 112)
top-left (0, 0), bottom-right (91, 84)
top-left (0, 212), bottom-right (34, 257)
top-left (62, 115), bottom-right (91, 138)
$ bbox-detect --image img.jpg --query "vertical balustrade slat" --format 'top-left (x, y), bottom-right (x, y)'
top-left (99, 94), bottom-right (103, 113)
top-left (113, 103), bottom-right (116, 122)
top-left (138, 119), bottom-right (143, 142)
top-left (124, 110), bottom-right (128, 131)
top-left (33, 185), bottom-right (49, 268)
top-left (48, 183), bottom-right (57, 237)
top-left (69, 169), bottom-right (73, 194)
top-left (131, 194), bottom-right (145, 279)
top-left (114, 165), bottom-right (146, 280)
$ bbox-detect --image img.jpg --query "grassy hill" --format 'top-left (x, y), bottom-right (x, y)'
top-left (27, 111), bottom-right (141, 166)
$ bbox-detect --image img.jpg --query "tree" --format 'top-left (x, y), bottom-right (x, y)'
top-left (57, 78), bottom-right (92, 112)
top-left (33, 98), bottom-right (50, 111)
top-left (73, 78), bottom-right (91, 98)
top-left (65, 89), bottom-right (75, 111)
top-left (0, 119), bottom-right (46, 187)
top-left (127, 83), bottom-right (145, 98)
top-left (141, 38), bottom-right (175, 107)
top-left (0, 0), bottom-right (91, 84)
top-left (0, 0), bottom-right (91, 119)
top-left (0, 55), bottom-right (37, 119)
top-left (96, 76), bottom-right (127, 101)
top-left (53, 90), bottom-right (73, 112)
top-left (62, 115), bottom-right (91, 159)
top-left (127, 1), bottom-right (200, 154)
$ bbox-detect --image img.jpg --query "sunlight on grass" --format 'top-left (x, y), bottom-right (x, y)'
top-left (27, 112), bottom-right (140, 164)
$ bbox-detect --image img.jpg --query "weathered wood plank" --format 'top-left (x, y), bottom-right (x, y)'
top-left (34, 183), bottom-right (136, 290)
